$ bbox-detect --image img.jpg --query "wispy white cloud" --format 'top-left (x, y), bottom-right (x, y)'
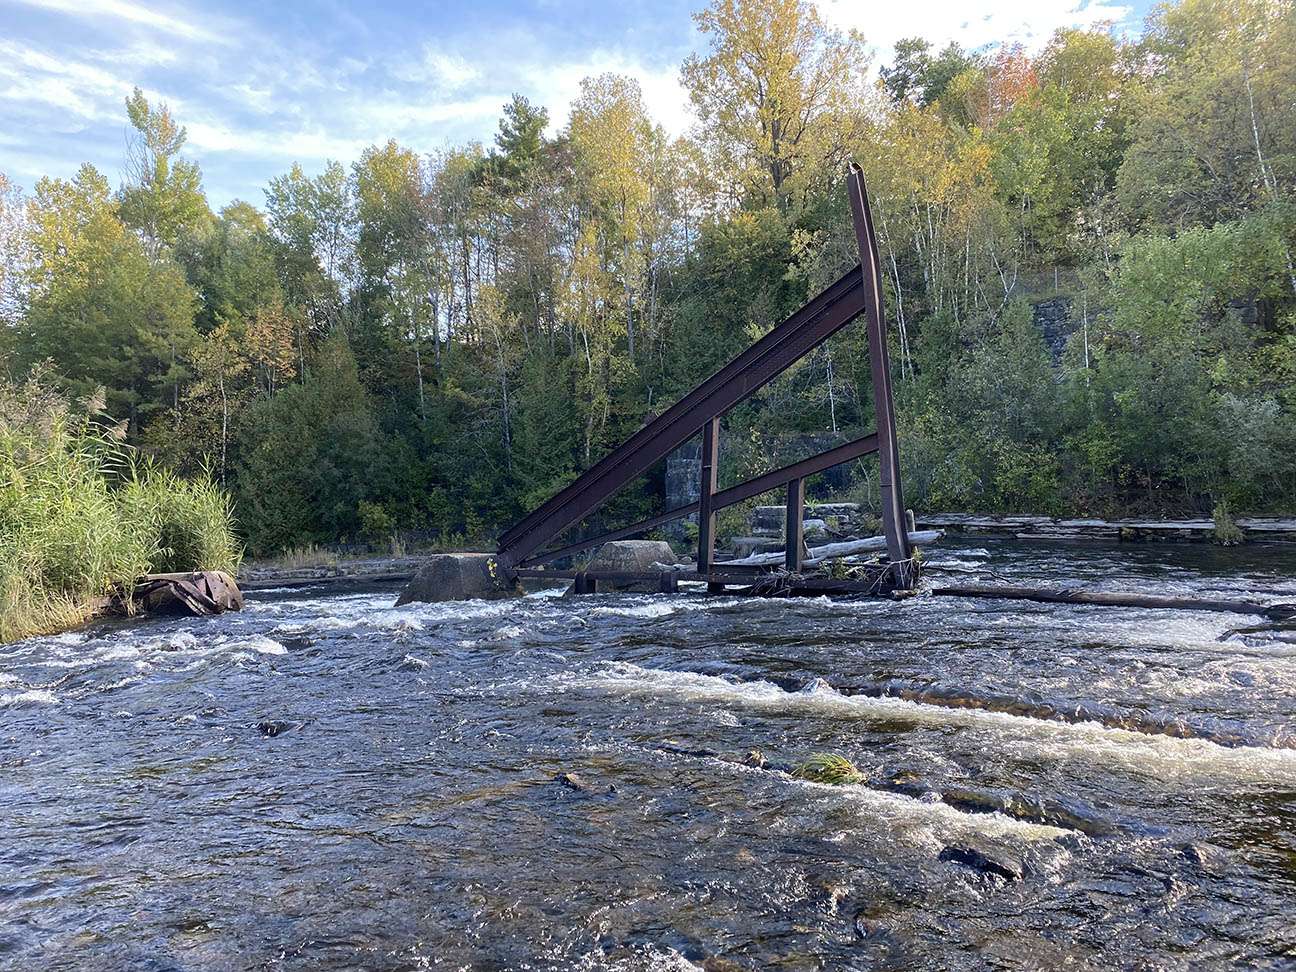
top-left (183, 119), bottom-right (370, 161)
top-left (395, 46), bottom-right (483, 91)
top-left (813, 0), bottom-right (1136, 56)
top-left (6, 0), bottom-right (226, 43)
top-left (0, 40), bottom-right (137, 120)
top-left (521, 51), bottom-right (694, 137)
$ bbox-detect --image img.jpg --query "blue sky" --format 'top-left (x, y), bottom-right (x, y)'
top-left (1, 0), bottom-right (1153, 208)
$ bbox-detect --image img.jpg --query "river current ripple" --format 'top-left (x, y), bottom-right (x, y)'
top-left (3, 540), bottom-right (1296, 970)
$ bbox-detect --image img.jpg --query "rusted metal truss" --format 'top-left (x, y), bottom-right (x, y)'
top-left (494, 164), bottom-right (915, 592)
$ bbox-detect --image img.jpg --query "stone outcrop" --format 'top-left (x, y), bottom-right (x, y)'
top-left (664, 441), bottom-right (702, 511)
top-left (396, 553), bottom-right (522, 605)
top-left (750, 502), bottom-right (871, 536)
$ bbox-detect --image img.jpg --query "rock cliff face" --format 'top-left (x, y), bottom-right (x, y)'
top-left (1032, 297), bottom-right (1072, 361)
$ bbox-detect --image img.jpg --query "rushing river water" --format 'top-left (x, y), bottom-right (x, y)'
top-left (3, 540), bottom-right (1296, 970)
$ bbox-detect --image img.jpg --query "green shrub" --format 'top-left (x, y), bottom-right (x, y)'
top-left (1212, 501), bottom-right (1244, 546)
top-left (357, 500), bottom-right (396, 542)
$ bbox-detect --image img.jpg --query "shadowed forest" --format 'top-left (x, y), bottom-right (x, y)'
top-left (2, 0), bottom-right (1294, 556)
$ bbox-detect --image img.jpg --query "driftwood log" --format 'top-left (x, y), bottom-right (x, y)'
top-left (931, 584), bottom-right (1296, 620)
top-left (718, 530), bottom-right (944, 567)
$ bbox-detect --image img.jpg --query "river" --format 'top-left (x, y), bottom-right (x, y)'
top-left (2, 540), bottom-right (1296, 970)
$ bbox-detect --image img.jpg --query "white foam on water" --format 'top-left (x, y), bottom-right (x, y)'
top-left (794, 777), bottom-right (1069, 843)
top-left (587, 602), bottom-right (681, 620)
top-left (92, 676), bottom-right (142, 693)
top-left (928, 557), bottom-right (988, 570)
top-left (563, 663), bottom-right (1296, 784)
top-left (640, 949), bottom-right (705, 972)
top-left (585, 596), bottom-right (748, 621)
top-left (262, 592), bottom-right (556, 638)
top-left (1, 689), bottom-right (58, 707)
top-left (525, 586), bottom-right (568, 600)
top-left (48, 631), bottom-right (89, 646)
top-left (1016, 609), bottom-right (1252, 656)
top-left (227, 635), bottom-right (287, 655)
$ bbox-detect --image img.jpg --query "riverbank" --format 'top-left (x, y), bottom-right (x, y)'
top-left (914, 513), bottom-right (1296, 543)
top-left (234, 512), bottom-right (1296, 593)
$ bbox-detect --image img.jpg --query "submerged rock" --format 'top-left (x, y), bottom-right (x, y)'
top-left (938, 844), bottom-right (1024, 882)
top-left (551, 771), bottom-right (617, 797)
top-left (553, 771), bottom-right (592, 791)
top-left (1179, 841), bottom-right (1229, 874)
top-left (395, 553), bottom-right (522, 605)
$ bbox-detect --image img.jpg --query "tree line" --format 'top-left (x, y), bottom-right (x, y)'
top-left (2, 0), bottom-right (1293, 555)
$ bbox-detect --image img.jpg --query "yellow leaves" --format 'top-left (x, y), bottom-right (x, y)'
top-left (246, 301), bottom-right (299, 390)
top-left (864, 105), bottom-right (994, 216)
top-left (569, 74), bottom-right (654, 243)
top-left (561, 221), bottom-right (615, 337)
top-left (24, 164), bottom-right (123, 294)
top-left (682, 0), bottom-right (870, 205)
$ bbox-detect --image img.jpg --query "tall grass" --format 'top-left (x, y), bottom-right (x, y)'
top-left (118, 461), bottom-right (241, 575)
top-left (0, 372), bottom-right (241, 643)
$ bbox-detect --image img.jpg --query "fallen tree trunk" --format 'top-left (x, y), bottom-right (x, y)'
top-left (931, 584), bottom-right (1296, 621)
top-left (718, 530), bottom-right (943, 567)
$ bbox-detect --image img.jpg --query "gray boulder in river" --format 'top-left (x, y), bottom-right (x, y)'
top-left (396, 553), bottom-right (523, 605)
top-left (572, 539), bottom-right (683, 594)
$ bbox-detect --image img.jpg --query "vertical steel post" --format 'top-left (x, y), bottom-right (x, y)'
top-left (785, 478), bottom-right (805, 573)
top-left (696, 418), bottom-right (720, 575)
top-left (847, 163), bottom-right (913, 585)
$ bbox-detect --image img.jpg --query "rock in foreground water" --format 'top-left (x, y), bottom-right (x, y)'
top-left (938, 844), bottom-right (1024, 882)
top-left (396, 553), bottom-right (523, 605)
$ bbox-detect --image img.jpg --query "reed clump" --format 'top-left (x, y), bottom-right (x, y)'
top-left (0, 371), bottom-right (240, 643)
top-left (790, 752), bottom-right (867, 786)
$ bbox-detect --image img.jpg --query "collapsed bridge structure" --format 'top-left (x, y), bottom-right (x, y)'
top-left (491, 164), bottom-right (925, 597)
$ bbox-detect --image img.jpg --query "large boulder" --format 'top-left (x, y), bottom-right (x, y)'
top-left (575, 539), bottom-right (682, 593)
top-left (396, 553), bottom-right (523, 605)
